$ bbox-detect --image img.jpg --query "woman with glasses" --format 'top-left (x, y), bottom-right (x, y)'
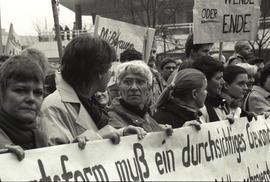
top-left (108, 61), bottom-right (170, 133)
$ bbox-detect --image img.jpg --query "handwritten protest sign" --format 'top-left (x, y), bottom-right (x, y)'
top-left (193, 0), bottom-right (261, 44)
top-left (0, 116), bottom-right (270, 181)
top-left (4, 23), bottom-right (22, 56)
top-left (94, 15), bottom-right (155, 62)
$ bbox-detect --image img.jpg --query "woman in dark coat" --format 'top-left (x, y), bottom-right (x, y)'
top-left (0, 56), bottom-right (48, 160)
top-left (153, 68), bottom-right (207, 128)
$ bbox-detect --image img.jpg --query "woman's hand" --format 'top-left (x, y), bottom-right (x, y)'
top-left (0, 145), bottom-right (25, 161)
top-left (123, 125), bottom-right (147, 140)
top-left (183, 119), bottom-right (201, 130)
top-left (99, 125), bottom-right (121, 144)
top-left (73, 130), bottom-right (103, 150)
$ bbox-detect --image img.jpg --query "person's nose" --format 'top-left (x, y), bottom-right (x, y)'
top-left (25, 92), bottom-right (35, 103)
top-left (221, 77), bottom-right (225, 85)
top-left (243, 83), bottom-right (248, 91)
top-left (130, 82), bottom-right (139, 90)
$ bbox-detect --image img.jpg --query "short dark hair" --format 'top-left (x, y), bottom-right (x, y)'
top-left (120, 48), bottom-right (142, 63)
top-left (223, 65), bottom-right (247, 84)
top-left (259, 63), bottom-right (270, 86)
top-left (0, 55), bottom-right (44, 92)
top-left (192, 56), bottom-right (224, 80)
top-left (160, 57), bottom-right (176, 70)
top-left (0, 55), bottom-right (10, 63)
top-left (248, 57), bottom-right (264, 65)
top-left (61, 35), bottom-right (116, 88)
top-left (185, 33), bottom-right (213, 58)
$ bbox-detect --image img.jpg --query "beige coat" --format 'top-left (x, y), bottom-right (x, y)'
top-left (247, 86), bottom-right (270, 114)
top-left (40, 72), bottom-right (102, 146)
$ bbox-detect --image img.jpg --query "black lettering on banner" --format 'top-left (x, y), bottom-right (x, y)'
top-left (100, 27), bottom-right (109, 40)
top-left (133, 143), bottom-right (150, 181)
top-left (38, 159), bottom-right (52, 182)
top-left (222, 14), bottom-right (251, 33)
top-left (92, 165), bottom-right (108, 181)
top-left (201, 9), bottom-right (218, 19)
top-left (244, 162), bottom-right (270, 182)
top-left (115, 158), bottom-right (140, 181)
top-left (182, 135), bottom-right (190, 167)
top-left (99, 27), bottom-right (135, 51)
top-left (74, 170), bottom-right (85, 182)
top-left (83, 167), bottom-right (92, 181)
top-left (182, 127), bottom-right (248, 168)
top-left (225, 0), bottom-right (254, 4)
top-left (115, 143), bottom-right (149, 181)
top-left (155, 150), bottom-right (175, 175)
top-left (246, 123), bottom-right (270, 150)
top-left (37, 155), bottom-right (109, 182)
top-left (115, 160), bottom-right (131, 181)
top-left (61, 155), bottom-right (73, 181)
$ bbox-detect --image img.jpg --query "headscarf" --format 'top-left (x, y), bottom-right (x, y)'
top-left (153, 68), bottom-right (206, 110)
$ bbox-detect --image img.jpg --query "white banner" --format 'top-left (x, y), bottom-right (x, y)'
top-left (0, 116), bottom-right (270, 181)
top-left (94, 15), bottom-right (155, 62)
top-left (4, 23), bottom-right (22, 56)
top-left (193, 0), bottom-right (261, 44)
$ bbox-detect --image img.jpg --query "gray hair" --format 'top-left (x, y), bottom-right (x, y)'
top-left (116, 60), bottom-right (153, 86)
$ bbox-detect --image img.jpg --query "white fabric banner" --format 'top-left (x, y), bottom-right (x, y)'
top-left (193, 0), bottom-right (261, 43)
top-left (94, 15), bottom-right (155, 62)
top-left (0, 116), bottom-right (270, 181)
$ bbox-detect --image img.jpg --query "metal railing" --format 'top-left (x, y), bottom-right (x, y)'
top-left (38, 29), bottom-right (92, 42)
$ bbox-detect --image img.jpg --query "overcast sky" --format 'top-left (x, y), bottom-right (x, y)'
top-left (1, 0), bottom-right (91, 36)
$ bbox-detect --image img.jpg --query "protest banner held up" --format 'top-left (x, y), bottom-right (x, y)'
top-left (193, 0), bottom-right (261, 44)
top-left (0, 116), bottom-right (270, 181)
top-left (94, 15), bottom-right (155, 62)
top-left (4, 23), bottom-right (22, 56)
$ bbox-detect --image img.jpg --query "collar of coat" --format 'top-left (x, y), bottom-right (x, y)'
top-left (252, 85), bottom-right (270, 99)
top-left (55, 71), bottom-right (81, 103)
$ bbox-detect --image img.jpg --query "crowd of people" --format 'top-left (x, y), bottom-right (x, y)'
top-left (0, 33), bottom-right (269, 162)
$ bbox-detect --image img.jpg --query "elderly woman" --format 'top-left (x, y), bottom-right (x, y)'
top-left (108, 61), bottom-right (168, 132)
top-left (153, 68), bottom-right (207, 128)
top-left (0, 56), bottom-right (47, 160)
top-left (40, 35), bottom-right (145, 147)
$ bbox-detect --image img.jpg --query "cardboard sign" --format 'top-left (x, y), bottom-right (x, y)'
top-left (94, 15), bottom-right (155, 62)
top-left (0, 116), bottom-right (270, 181)
top-left (4, 23), bottom-right (22, 55)
top-left (193, 0), bottom-right (261, 43)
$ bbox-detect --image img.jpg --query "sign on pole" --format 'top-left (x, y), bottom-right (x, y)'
top-left (1, 116), bottom-right (270, 181)
top-left (4, 23), bottom-right (22, 55)
top-left (94, 15), bottom-right (155, 62)
top-left (193, 0), bottom-right (261, 44)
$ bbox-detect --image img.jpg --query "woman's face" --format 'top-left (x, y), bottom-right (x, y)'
top-left (207, 71), bottom-right (225, 97)
top-left (119, 73), bottom-right (150, 108)
top-left (94, 91), bottom-right (110, 106)
top-left (1, 80), bottom-right (43, 122)
top-left (227, 73), bottom-right (248, 99)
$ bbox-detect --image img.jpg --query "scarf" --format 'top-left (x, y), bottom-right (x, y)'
top-left (221, 92), bottom-right (242, 109)
top-left (205, 95), bottom-right (229, 122)
top-left (120, 99), bottom-right (149, 118)
top-left (0, 109), bottom-right (47, 149)
top-left (77, 95), bottom-right (109, 129)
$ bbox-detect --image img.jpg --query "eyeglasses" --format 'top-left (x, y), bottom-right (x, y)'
top-left (122, 78), bottom-right (148, 87)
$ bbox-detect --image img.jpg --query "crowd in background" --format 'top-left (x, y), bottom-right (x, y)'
top-left (0, 33), bottom-right (269, 161)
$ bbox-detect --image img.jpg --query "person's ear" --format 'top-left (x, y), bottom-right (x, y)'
top-left (223, 82), bottom-right (229, 90)
top-left (191, 89), bottom-right (197, 99)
